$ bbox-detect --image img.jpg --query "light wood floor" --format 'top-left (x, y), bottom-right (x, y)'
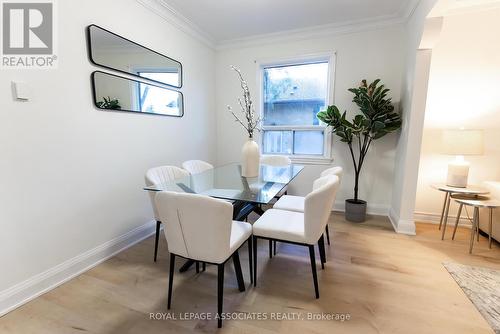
top-left (1, 213), bottom-right (499, 334)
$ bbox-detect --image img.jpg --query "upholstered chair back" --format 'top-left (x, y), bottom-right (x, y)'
top-left (320, 166), bottom-right (343, 181)
top-left (182, 160), bottom-right (216, 193)
top-left (260, 155), bottom-right (291, 166)
top-left (145, 166), bottom-right (189, 221)
top-left (304, 175), bottom-right (339, 244)
top-left (155, 191), bottom-right (233, 264)
top-left (182, 160), bottom-right (214, 175)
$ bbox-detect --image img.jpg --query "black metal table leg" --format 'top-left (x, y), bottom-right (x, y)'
top-left (253, 205), bottom-right (265, 216)
top-left (179, 259), bottom-right (195, 272)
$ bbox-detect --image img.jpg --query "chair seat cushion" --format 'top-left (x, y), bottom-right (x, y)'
top-left (252, 209), bottom-right (307, 244)
top-left (273, 195), bottom-right (305, 213)
top-left (230, 221), bottom-right (252, 254)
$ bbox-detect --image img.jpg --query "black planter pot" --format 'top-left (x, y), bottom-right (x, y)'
top-left (345, 199), bottom-right (367, 223)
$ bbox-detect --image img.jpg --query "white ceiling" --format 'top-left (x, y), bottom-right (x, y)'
top-left (158, 0), bottom-right (418, 43)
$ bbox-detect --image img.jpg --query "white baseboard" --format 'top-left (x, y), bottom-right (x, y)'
top-left (388, 208), bottom-right (416, 235)
top-left (0, 220), bottom-right (156, 317)
top-left (414, 211), bottom-right (472, 228)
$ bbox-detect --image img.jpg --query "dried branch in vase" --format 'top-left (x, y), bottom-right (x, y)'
top-left (227, 65), bottom-right (262, 139)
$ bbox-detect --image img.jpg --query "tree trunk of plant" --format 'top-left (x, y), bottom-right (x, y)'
top-left (354, 171), bottom-right (360, 202)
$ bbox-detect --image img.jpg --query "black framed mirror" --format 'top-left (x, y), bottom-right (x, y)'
top-left (87, 25), bottom-right (182, 88)
top-left (91, 71), bottom-right (184, 117)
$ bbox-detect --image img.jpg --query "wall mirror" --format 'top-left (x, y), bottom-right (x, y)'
top-left (87, 25), bottom-right (182, 88)
top-left (91, 71), bottom-right (184, 117)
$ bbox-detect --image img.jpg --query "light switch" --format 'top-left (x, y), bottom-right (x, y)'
top-left (12, 81), bottom-right (32, 101)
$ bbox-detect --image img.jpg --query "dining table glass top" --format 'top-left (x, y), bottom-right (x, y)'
top-left (144, 163), bottom-right (304, 205)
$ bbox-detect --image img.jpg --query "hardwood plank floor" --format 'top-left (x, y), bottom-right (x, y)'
top-left (1, 213), bottom-right (499, 333)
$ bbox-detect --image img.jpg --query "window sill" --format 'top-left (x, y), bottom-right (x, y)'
top-left (290, 156), bottom-right (334, 165)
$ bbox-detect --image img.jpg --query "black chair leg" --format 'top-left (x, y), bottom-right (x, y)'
top-left (308, 245), bottom-right (319, 299)
top-left (202, 262), bottom-right (206, 271)
top-left (167, 253), bottom-right (175, 309)
top-left (196, 261), bottom-right (200, 273)
top-left (318, 235), bottom-right (326, 269)
top-left (253, 236), bottom-right (258, 287)
top-left (273, 241), bottom-right (277, 255)
top-left (217, 263), bottom-right (225, 328)
top-left (154, 221), bottom-right (161, 262)
top-left (248, 238), bottom-right (253, 284)
top-left (232, 250), bottom-right (245, 292)
top-left (269, 240), bottom-right (273, 258)
top-left (325, 225), bottom-right (330, 245)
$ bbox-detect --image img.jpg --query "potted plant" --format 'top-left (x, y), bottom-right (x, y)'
top-left (227, 66), bottom-right (262, 177)
top-left (317, 79), bottom-right (401, 222)
top-left (97, 96), bottom-right (121, 109)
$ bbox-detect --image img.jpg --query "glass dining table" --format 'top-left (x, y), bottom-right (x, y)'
top-left (144, 162), bottom-right (304, 271)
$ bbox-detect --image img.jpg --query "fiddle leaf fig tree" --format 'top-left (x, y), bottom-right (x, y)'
top-left (317, 79), bottom-right (401, 202)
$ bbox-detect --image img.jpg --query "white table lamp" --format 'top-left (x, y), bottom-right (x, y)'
top-left (441, 129), bottom-right (483, 188)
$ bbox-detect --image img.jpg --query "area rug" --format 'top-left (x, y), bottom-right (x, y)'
top-left (443, 262), bottom-right (500, 333)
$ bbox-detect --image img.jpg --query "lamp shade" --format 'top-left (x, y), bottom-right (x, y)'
top-left (441, 129), bottom-right (484, 155)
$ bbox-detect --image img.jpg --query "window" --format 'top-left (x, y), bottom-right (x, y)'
top-left (138, 72), bottom-right (179, 87)
top-left (136, 72), bottom-right (181, 115)
top-left (260, 56), bottom-right (333, 162)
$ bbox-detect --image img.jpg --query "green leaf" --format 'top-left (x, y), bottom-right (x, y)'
top-left (372, 121), bottom-right (385, 132)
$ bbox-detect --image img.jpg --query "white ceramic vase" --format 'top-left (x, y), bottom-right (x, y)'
top-left (241, 138), bottom-right (260, 177)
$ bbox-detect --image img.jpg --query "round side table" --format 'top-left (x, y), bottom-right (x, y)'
top-left (431, 183), bottom-right (489, 240)
top-left (454, 195), bottom-right (500, 253)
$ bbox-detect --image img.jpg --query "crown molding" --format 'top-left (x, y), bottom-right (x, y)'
top-left (402, 0), bottom-right (423, 20)
top-left (136, 0), bottom-right (216, 49)
top-left (138, 0), bottom-right (422, 51)
top-left (216, 0), bottom-right (422, 50)
top-left (216, 15), bottom-right (406, 50)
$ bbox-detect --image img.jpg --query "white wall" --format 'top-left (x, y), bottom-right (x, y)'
top-left (389, 0), bottom-right (437, 234)
top-left (0, 0), bottom-right (215, 300)
top-left (215, 26), bottom-right (406, 214)
top-left (415, 8), bottom-right (500, 218)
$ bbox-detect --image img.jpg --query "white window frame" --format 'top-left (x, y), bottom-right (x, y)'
top-left (257, 52), bottom-right (336, 165)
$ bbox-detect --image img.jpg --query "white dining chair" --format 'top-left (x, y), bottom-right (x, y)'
top-left (320, 166), bottom-right (343, 179)
top-left (155, 191), bottom-right (252, 328)
top-left (260, 155), bottom-right (293, 256)
top-left (273, 166), bottom-right (343, 245)
top-left (183, 159), bottom-right (237, 209)
top-left (182, 160), bottom-right (216, 200)
top-left (145, 165), bottom-right (189, 262)
top-left (260, 156), bottom-right (292, 198)
top-left (182, 160), bottom-right (214, 175)
top-left (252, 174), bottom-right (339, 298)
